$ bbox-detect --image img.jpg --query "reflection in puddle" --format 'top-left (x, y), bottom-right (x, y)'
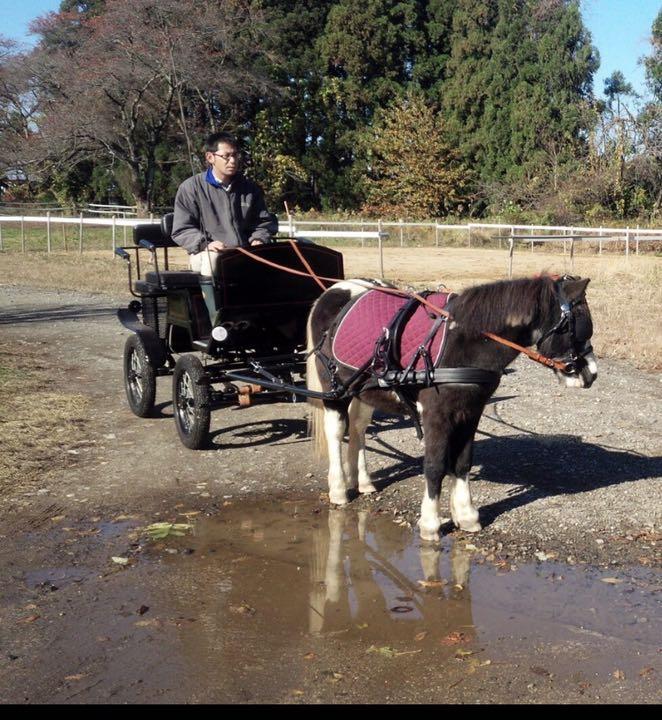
top-left (150, 498), bottom-right (659, 689)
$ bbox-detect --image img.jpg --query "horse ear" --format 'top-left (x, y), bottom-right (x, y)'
top-left (563, 277), bottom-right (590, 301)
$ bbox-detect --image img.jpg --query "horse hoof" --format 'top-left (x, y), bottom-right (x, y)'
top-left (458, 520), bottom-right (482, 533)
top-left (359, 483), bottom-right (377, 494)
top-left (329, 493), bottom-right (348, 506)
top-left (418, 522), bottom-right (441, 543)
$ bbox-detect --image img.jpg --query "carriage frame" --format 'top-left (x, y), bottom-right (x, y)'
top-left (115, 214), bottom-right (345, 449)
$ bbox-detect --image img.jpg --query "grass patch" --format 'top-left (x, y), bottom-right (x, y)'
top-left (0, 343), bottom-right (90, 492)
top-left (1, 245), bottom-right (660, 371)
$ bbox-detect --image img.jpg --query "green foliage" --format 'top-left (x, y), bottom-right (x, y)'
top-left (362, 92), bottom-right (472, 218)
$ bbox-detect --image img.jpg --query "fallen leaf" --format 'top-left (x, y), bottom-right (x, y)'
top-left (417, 579), bottom-right (446, 588)
top-left (414, 631), bottom-right (428, 642)
top-left (18, 615), bottom-right (40, 624)
top-left (138, 605), bottom-right (149, 616)
top-left (440, 632), bottom-right (468, 646)
top-left (531, 666), bottom-right (552, 677)
top-left (601, 577), bottom-right (624, 585)
top-left (639, 667), bottom-right (655, 677)
top-left (366, 645), bottom-right (398, 658)
top-left (356, 623), bottom-right (369, 629)
top-left (134, 619), bottom-right (162, 628)
top-left (50, 515), bottom-right (66, 522)
top-left (111, 556), bottom-right (129, 565)
top-left (612, 669), bottom-right (626, 680)
top-left (303, 653), bottom-right (316, 661)
top-left (454, 649), bottom-right (475, 658)
top-left (64, 674), bottom-right (87, 681)
top-left (229, 603), bottom-right (256, 616)
top-left (291, 689), bottom-right (305, 697)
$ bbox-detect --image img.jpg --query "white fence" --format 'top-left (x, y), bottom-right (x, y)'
top-left (0, 213), bottom-right (660, 270)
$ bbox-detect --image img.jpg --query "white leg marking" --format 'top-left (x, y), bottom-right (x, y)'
top-left (418, 486), bottom-right (442, 543)
top-left (347, 399), bottom-right (375, 494)
top-left (324, 407), bottom-right (348, 505)
top-left (450, 474), bottom-right (481, 532)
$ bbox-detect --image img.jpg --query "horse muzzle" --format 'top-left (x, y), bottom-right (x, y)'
top-left (555, 349), bottom-right (598, 388)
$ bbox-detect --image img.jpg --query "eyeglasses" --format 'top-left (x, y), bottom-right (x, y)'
top-left (211, 152), bottom-right (241, 162)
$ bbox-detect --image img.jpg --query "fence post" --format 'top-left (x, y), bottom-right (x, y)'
top-left (508, 237), bottom-right (514, 278)
top-left (79, 212), bottom-right (84, 253)
top-left (123, 213), bottom-right (128, 245)
top-left (599, 226), bottom-right (603, 255)
top-left (435, 222), bottom-right (439, 247)
top-left (360, 220), bottom-right (365, 248)
top-left (625, 226), bottom-right (629, 259)
top-left (62, 213), bottom-right (67, 251)
top-left (378, 219), bottom-right (385, 279)
top-left (399, 218), bottom-right (404, 247)
top-left (112, 214), bottom-right (117, 255)
top-left (570, 238), bottom-right (575, 273)
top-left (21, 216), bottom-right (25, 253)
top-left (0, 221), bottom-right (3, 251)
top-left (468, 224), bottom-right (472, 248)
top-left (47, 211), bottom-right (51, 253)
top-left (636, 224), bottom-right (640, 255)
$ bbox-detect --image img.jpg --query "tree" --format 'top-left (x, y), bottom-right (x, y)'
top-left (26, 0), bottom-right (276, 212)
top-left (362, 92), bottom-right (472, 218)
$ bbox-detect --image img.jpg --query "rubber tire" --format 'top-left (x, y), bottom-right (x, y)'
top-left (123, 334), bottom-right (156, 417)
top-left (173, 354), bottom-right (211, 449)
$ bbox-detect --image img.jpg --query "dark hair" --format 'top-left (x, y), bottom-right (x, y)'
top-left (205, 131), bottom-right (240, 154)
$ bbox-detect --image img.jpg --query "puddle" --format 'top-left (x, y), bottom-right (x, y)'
top-left (8, 498), bottom-right (659, 702)
top-left (143, 499), bottom-right (660, 685)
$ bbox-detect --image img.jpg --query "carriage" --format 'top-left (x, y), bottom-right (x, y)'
top-left (117, 215), bottom-right (598, 541)
top-left (115, 214), bottom-right (344, 449)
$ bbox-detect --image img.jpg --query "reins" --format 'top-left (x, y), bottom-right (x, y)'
top-left (235, 242), bottom-right (571, 373)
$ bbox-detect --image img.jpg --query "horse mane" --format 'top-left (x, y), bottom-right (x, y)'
top-left (450, 275), bottom-right (557, 337)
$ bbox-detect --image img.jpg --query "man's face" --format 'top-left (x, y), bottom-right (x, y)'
top-left (206, 142), bottom-right (241, 182)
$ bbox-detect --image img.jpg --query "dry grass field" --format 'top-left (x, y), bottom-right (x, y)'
top-left (1, 243), bottom-right (660, 370)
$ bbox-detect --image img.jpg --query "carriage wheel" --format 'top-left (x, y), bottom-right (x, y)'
top-left (123, 334), bottom-right (156, 417)
top-left (173, 355), bottom-right (211, 449)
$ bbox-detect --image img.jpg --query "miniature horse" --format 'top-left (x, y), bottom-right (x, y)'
top-left (306, 275), bottom-right (598, 542)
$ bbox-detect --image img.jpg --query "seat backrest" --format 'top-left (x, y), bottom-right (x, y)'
top-left (161, 212), bottom-right (174, 240)
top-left (133, 216), bottom-right (177, 248)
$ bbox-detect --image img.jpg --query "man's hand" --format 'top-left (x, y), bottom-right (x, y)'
top-left (249, 239), bottom-right (265, 246)
top-left (206, 240), bottom-right (227, 252)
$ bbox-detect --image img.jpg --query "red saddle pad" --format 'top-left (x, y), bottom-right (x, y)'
top-left (331, 290), bottom-right (452, 371)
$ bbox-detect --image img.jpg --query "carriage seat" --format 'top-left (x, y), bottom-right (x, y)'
top-left (132, 212), bottom-right (177, 248)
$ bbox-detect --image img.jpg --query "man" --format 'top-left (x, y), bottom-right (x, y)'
top-left (172, 131), bottom-right (278, 277)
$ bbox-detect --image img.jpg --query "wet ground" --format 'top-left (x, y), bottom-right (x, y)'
top-left (0, 285), bottom-right (660, 703)
top-left (2, 498), bottom-right (659, 703)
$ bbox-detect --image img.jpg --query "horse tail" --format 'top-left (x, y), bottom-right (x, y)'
top-left (306, 298), bottom-right (327, 460)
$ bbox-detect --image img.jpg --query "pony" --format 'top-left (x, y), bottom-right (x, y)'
top-left (306, 275), bottom-right (598, 543)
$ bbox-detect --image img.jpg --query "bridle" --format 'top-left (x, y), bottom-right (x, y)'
top-left (534, 276), bottom-right (593, 375)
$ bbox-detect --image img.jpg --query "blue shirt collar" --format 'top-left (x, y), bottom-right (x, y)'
top-left (205, 167), bottom-right (233, 190)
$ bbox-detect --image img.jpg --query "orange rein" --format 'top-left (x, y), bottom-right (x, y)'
top-left (236, 242), bottom-right (570, 373)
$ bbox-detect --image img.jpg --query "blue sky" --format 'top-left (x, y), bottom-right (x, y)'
top-left (2, 0), bottom-right (660, 99)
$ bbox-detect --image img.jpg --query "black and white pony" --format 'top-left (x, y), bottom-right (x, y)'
top-left (306, 275), bottom-right (598, 543)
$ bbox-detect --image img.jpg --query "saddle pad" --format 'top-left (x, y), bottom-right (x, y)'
top-left (332, 290), bottom-right (452, 371)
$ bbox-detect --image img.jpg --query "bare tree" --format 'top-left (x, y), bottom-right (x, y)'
top-left (24, 0), bottom-right (276, 212)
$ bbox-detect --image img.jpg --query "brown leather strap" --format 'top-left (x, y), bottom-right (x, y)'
top-left (234, 246), bottom-right (569, 373)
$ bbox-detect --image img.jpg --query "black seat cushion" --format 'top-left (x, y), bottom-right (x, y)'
top-left (143, 270), bottom-right (201, 288)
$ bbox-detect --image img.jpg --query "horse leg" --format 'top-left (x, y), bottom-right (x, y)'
top-left (418, 435), bottom-right (448, 543)
top-left (448, 424), bottom-right (481, 533)
top-left (323, 401), bottom-right (350, 505)
top-left (346, 398), bottom-right (376, 495)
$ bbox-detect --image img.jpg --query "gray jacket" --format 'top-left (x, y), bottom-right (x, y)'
top-left (171, 172), bottom-right (278, 254)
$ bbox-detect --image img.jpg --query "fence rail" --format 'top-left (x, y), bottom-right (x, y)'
top-left (0, 213), bottom-right (660, 271)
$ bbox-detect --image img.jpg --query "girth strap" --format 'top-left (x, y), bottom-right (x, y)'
top-left (375, 367), bottom-right (500, 388)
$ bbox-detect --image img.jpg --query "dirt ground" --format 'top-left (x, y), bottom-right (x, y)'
top-left (0, 275), bottom-right (660, 704)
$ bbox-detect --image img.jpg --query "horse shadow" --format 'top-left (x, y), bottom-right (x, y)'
top-left (364, 421), bottom-right (661, 527)
top-left (473, 434), bottom-right (662, 527)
